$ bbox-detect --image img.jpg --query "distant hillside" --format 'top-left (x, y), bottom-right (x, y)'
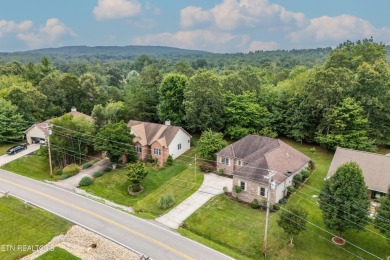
top-left (0, 45), bottom-right (212, 63)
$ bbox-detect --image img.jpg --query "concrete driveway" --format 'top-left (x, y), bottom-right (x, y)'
top-left (0, 144), bottom-right (40, 167)
top-left (156, 173), bottom-right (233, 229)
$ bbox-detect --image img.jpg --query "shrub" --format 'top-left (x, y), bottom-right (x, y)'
top-left (60, 174), bottom-right (71, 180)
top-left (157, 194), bottom-right (176, 210)
top-left (223, 186), bottom-right (229, 195)
top-left (54, 168), bottom-right (63, 176)
top-left (308, 160), bottom-right (316, 170)
top-left (279, 198), bottom-right (288, 204)
top-left (293, 173), bottom-right (303, 186)
top-left (147, 154), bottom-right (157, 164)
top-left (200, 162), bottom-right (214, 173)
top-left (93, 170), bottom-right (104, 178)
top-left (272, 203), bottom-right (281, 211)
top-left (251, 199), bottom-right (259, 209)
top-left (217, 169), bottom-right (224, 176)
top-left (301, 169), bottom-right (311, 180)
top-left (233, 185), bottom-right (242, 193)
top-left (104, 167), bottom-right (112, 173)
top-left (166, 155), bottom-right (173, 166)
top-left (79, 176), bottom-right (93, 186)
top-left (287, 186), bottom-right (296, 196)
top-left (62, 164), bottom-right (80, 176)
top-left (82, 162), bottom-right (93, 169)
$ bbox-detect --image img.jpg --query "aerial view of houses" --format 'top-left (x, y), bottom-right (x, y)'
top-left (1, 1), bottom-right (390, 260)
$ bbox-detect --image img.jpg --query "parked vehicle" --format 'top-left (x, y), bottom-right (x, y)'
top-left (6, 144), bottom-right (27, 155)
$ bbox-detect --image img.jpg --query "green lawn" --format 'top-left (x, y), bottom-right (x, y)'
top-left (82, 148), bottom-right (204, 218)
top-left (35, 247), bottom-right (80, 260)
top-left (180, 139), bottom-right (390, 259)
top-left (0, 197), bottom-right (71, 260)
top-left (1, 154), bottom-right (56, 181)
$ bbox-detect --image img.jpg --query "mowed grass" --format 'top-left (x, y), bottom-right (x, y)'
top-left (82, 151), bottom-right (203, 218)
top-left (1, 154), bottom-right (56, 181)
top-left (35, 247), bottom-right (80, 260)
top-left (180, 138), bottom-right (390, 259)
top-left (0, 197), bottom-right (71, 260)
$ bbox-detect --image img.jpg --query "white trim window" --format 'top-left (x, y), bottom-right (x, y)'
top-left (237, 160), bottom-right (242, 166)
top-left (259, 187), bottom-right (266, 197)
top-left (154, 148), bottom-right (161, 155)
top-left (240, 181), bottom-right (246, 191)
top-left (178, 143), bottom-right (182, 150)
top-left (221, 157), bottom-right (230, 166)
top-left (136, 146), bottom-right (142, 153)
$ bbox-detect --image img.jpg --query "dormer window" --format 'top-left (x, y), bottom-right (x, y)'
top-left (237, 160), bottom-right (242, 166)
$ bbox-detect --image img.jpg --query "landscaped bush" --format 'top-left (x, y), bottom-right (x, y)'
top-left (93, 170), bottom-right (104, 178)
top-left (217, 169), bottom-right (224, 176)
top-left (147, 154), bottom-right (157, 164)
top-left (308, 160), bottom-right (316, 170)
top-left (62, 164), bottom-right (80, 176)
top-left (82, 162), bottom-right (93, 169)
top-left (166, 155), bottom-right (173, 166)
top-left (54, 168), bottom-right (63, 176)
top-left (79, 176), bottom-right (93, 186)
top-left (157, 194), bottom-right (176, 210)
top-left (287, 186), bottom-right (296, 196)
top-left (251, 199), bottom-right (259, 209)
top-left (60, 174), bottom-right (71, 180)
top-left (301, 169), bottom-right (311, 180)
top-left (199, 162), bottom-right (214, 173)
top-left (233, 185), bottom-right (242, 193)
top-left (271, 203), bottom-right (281, 212)
top-left (293, 173), bottom-right (303, 187)
top-left (279, 198), bottom-right (288, 204)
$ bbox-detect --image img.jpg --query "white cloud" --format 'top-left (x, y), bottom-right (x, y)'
top-left (93, 0), bottom-right (141, 20)
top-left (180, 0), bottom-right (306, 31)
top-left (247, 40), bottom-right (279, 52)
top-left (18, 18), bottom-right (76, 49)
top-left (0, 19), bottom-right (33, 37)
top-left (132, 30), bottom-right (249, 53)
top-left (287, 15), bottom-right (390, 46)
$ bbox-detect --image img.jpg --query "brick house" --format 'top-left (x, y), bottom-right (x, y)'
top-left (216, 135), bottom-right (311, 204)
top-left (127, 120), bottom-right (191, 165)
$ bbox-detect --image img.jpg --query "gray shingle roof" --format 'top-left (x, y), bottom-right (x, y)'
top-left (327, 147), bottom-right (390, 193)
top-left (217, 135), bottom-right (311, 184)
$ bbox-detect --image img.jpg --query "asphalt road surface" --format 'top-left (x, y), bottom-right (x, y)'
top-left (0, 169), bottom-right (233, 260)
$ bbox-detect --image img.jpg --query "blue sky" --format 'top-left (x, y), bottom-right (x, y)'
top-left (0, 0), bottom-right (389, 53)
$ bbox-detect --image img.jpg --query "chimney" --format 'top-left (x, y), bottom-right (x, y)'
top-left (71, 107), bottom-right (77, 112)
top-left (165, 119), bottom-right (171, 126)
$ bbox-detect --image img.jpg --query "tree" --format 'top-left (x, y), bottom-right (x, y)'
top-left (126, 161), bottom-right (148, 192)
top-left (157, 73), bottom-right (188, 125)
top-left (319, 162), bottom-right (370, 237)
top-left (184, 70), bottom-right (225, 131)
top-left (374, 186), bottom-right (390, 240)
top-left (94, 121), bottom-right (137, 164)
top-left (277, 205), bottom-right (308, 246)
top-left (316, 97), bottom-right (373, 151)
top-left (198, 130), bottom-right (228, 160)
top-left (0, 99), bottom-right (26, 144)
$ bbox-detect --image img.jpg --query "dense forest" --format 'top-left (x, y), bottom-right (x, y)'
top-left (0, 38), bottom-right (389, 158)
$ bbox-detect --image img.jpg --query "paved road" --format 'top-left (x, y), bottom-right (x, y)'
top-left (156, 174), bottom-right (232, 229)
top-left (0, 144), bottom-right (40, 167)
top-left (0, 170), bottom-right (233, 260)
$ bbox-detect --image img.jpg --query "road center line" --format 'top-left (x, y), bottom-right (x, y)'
top-left (0, 177), bottom-right (194, 260)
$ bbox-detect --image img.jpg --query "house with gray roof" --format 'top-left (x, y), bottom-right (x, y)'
top-left (128, 120), bottom-right (191, 165)
top-left (326, 147), bottom-right (390, 199)
top-left (216, 135), bottom-right (311, 204)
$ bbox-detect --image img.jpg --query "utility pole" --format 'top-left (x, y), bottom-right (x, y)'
top-left (263, 170), bottom-right (276, 259)
top-left (46, 123), bottom-right (53, 178)
top-left (194, 154), bottom-right (197, 179)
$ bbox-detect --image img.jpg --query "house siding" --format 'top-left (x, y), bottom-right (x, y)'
top-left (232, 162), bottom-right (309, 204)
top-left (168, 129), bottom-right (191, 159)
top-left (151, 142), bottom-right (169, 166)
top-left (25, 125), bottom-right (46, 144)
